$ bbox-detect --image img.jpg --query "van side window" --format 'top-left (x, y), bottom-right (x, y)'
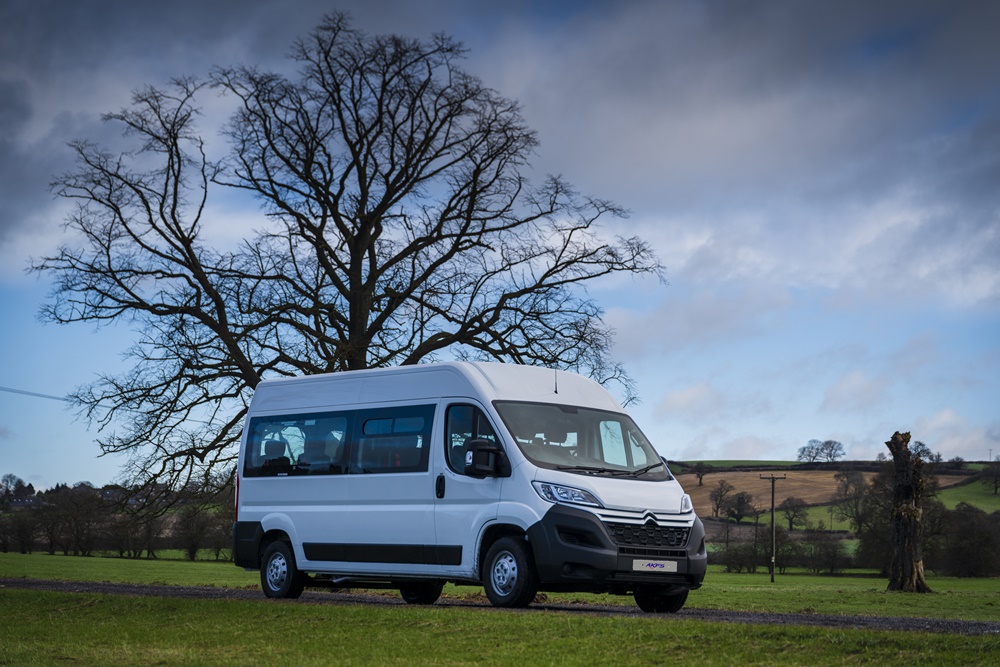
top-left (352, 405), bottom-right (434, 474)
top-left (445, 405), bottom-right (500, 474)
top-left (243, 412), bottom-right (352, 477)
top-left (243, 405), bottom-right (434, 477)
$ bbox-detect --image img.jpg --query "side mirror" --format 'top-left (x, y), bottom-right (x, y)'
top-left (464, 439), bottom-right (509, 478)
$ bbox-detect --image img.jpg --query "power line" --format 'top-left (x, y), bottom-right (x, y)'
top-left (0, 385), bottom-right (70, 403)
top-left (0, 384), bottom-right (216, 427)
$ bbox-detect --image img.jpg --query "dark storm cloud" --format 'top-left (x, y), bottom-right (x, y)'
top-left (2, 0), bottom-right (999, 303)
top-left (0, 78), bottom-right (67, 243)
top-left (0, 0), bottom-right (507, 246)
top-left (477, 0), bottom-right (1000, 304)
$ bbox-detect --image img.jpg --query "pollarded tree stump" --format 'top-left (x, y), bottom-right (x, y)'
top-left (884, 431), bottom-right (933, 593)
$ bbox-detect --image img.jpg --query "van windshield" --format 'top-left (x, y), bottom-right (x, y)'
top-left (493, 401), bottom-right (671, 481)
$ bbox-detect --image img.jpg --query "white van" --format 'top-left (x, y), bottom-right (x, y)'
top-left (232, 362), bottom-right (706, 613)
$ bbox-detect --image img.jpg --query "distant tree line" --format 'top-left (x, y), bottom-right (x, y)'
top-left (706, 454), bottom-right (1000, 578)
top-left (0, 474), bottom-right (233, 560)
top-left (832, 458), bottom-right (1000, 578)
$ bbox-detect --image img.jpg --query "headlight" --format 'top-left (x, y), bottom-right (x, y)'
top-left (532, 481), bottom-right (603, 508)
top-left (680, 493), bottom-right (693, 514)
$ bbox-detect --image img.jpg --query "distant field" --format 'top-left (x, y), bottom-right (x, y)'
top-left (681, 469), bottom-right (971, 520)
top-left (682, 470), bottom-right (860, 519)
top-left (791, 479), bottom-right (998, 526)
top-left (799, 504), bottom-right (854, 531)
top-left (936, 478), bottom-right (1000, 512)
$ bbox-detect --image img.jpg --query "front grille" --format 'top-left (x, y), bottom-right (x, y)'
top-left (605, 522), bottom-right (690, 549)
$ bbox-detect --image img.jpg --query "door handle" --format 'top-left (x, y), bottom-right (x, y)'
top-left (435, 474), bottom-right (445, 499)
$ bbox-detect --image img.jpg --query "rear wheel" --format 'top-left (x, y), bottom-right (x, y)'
top-left (261, 540), bottom-right (307, 599)
top-left (483, 536), bottom-right (538, 608)
top-left (634, 587), bottom-right (688, 613)
top-left (399, 581), bottom-right (444, 605)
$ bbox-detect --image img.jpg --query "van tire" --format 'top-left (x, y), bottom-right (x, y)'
top-left (399, 581), bottom-right (444, 605)
top-left (634, 587), bottom-right (688, 613)
top-left (261, 540), bottom-right (306, 599)
top-left (483, 537), bottom-right (538, 608)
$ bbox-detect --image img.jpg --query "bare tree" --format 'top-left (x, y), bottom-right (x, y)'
top-left (797, 439), bottom-right (823, 463)
top-left (777, 496), bottom-right (809, 531)
top-left (725, 491), bottom-right (756, 526)
top-left (33, 14), bottom-right (661, 493)
top-left (820, 440), bottom-right (845, 462)
top-left (833, 470), bottom-right (868, 534)
top-left (980, 457), bottom-right (1000, 496)
top-left (884, 431), bottom-right (932, 593)
top-left (691, 462), bottom-right (712, 486)
top-left (709, 479), bottom-right (735, 519)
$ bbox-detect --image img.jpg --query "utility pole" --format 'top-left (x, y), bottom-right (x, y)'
top-left (761, 474), bottom-right (786, 583)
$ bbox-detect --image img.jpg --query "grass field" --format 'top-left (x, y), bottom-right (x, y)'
top-left (3, 553), bottom-right (999, 621)
top-left (784, 477), bottom-right (999, 529)
top-left (4, 589), bottom-right (998, 666)
top-left (936, 479), bottom-right (1000, 512)
top-left (0, 551), bottom-right (259, 588)
top-left (3, 553), bottom-right (998, 665)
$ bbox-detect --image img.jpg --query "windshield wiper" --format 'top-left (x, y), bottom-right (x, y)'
top-left (556, 465), bottom-right (632, 477)
top-left (627, 461), bottom-right (665, 477)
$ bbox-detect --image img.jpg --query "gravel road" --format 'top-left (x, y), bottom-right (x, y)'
top-left (3, 577), bottom-right (998, 636)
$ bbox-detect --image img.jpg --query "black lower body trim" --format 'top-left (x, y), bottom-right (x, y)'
top-left (303, 542), bottom-right (462, 566)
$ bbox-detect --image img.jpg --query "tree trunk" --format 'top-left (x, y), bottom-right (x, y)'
top-left (884, 431), bottom-right (933, 593)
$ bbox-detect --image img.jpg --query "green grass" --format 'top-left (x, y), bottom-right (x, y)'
top-left (525, 568), bottom-right (1000, 622)
top-left (796, 504), bottom-right (852, 531)
top-left (936, 479), bottom-right (1000, 512)
top-left (0, 551), bottom-right (259, 588)
top-left (689, 567), bottom-right (1000, 621)
top-left (1, 589), bottom-right (997, 667)
top-left (789, 479), bottom-right (999, 528)
top-left (4, 554), bottom-right (999, 622)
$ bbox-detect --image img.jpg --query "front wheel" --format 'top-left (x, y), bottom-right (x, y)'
top-left (483, 536), bottom-right (538, 608)
top-left (261, 540), bottom-right (307, 599)
top-left (399, 581), bottom-right (444, 605)
top-left (634, 587), bottom-right (688, 613)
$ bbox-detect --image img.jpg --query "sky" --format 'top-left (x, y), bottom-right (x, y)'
top-left (1, 0), bottom-right (998, 490)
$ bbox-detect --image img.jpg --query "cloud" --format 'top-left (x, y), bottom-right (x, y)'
top-left (664, 430), bottom-right (791, 463)
top-left (890, 332), bottom-right (939, 374)
top-left (657, 382), bottom-right (727, 421)
top-left (821, 370), bottom-right (890, 413)
top-left (607, 284), bottom-right (794, 359)
top-left (5, 1), bottom-right (1000, 307)
top-left (471, 1), bottom-right (1000, 308)
top-left (912, 408), bottom-right (1000, 460)
top-left (654, 380), bottom-right (772, 427)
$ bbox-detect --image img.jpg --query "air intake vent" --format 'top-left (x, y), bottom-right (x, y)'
top-left (605, 522), bottom-right (690, 548)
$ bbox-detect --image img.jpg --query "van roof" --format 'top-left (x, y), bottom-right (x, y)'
top-left (249, 362), bottom-right (623, 414)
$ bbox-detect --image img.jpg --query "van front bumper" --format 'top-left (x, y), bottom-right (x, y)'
top-left (525, 504), bottom-right (706, 593)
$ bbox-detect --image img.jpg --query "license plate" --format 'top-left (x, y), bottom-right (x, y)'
top-left (632, 559), bottom-right (678, 573)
